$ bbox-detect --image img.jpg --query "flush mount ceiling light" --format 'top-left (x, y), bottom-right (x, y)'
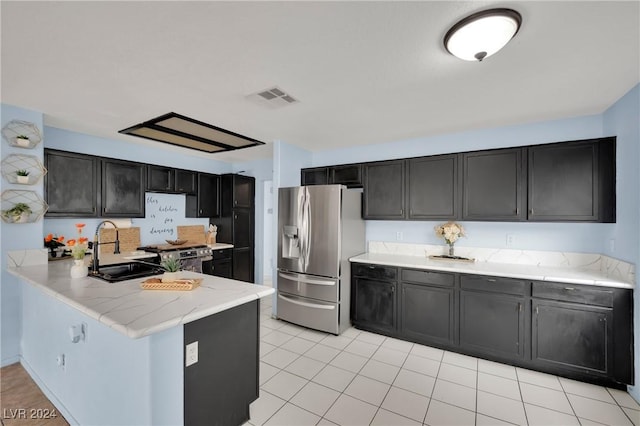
top-left (444, 8), bottom-right (522, 62)
top-left (118, 112), bottom-right (265, 153)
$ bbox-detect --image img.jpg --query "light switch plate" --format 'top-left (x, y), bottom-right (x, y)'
top-left (186, 341), bottom-right (198, 367)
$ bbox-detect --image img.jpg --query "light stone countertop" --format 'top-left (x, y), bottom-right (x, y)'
top-left (350, 252), bottom-right (633, 289)
top-left (208, 243), bottom-right (234, 250)
top-left (8, 260), bottom-right (274, 339)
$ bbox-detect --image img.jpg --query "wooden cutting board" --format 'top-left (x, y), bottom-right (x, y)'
top-left (99, 227), bottom-right (141, 255)
top-left (177, 225), bottom-right (206, 245)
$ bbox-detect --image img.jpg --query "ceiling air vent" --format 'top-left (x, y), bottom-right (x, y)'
top-left (251, 86), bottom-right (299, 108)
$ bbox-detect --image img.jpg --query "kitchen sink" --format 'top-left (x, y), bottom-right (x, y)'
top-left (90, 261), bottom-right (164, 283)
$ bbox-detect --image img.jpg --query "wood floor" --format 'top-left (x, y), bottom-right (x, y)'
top-left (0, 363), bottom-right (68, 426)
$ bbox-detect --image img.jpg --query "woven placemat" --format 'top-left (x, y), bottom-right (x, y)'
top-left (141, 278), bottom-right (202, 291)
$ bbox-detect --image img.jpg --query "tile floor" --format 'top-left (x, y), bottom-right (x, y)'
top-left (251, 297), bottom-right (640, 426)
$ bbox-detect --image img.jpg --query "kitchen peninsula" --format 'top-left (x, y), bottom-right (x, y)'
top-left (8, 258), bottom-right (274, 426)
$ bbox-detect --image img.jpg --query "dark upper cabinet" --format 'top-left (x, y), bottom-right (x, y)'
top-left (301, 164), bottom-right (363, 187)
top-left (186, 173), bottom-right (219, 218)
top-left (101, 159), bottom-right (145, 217)
top-left (363, 160), bottom-right (406, 219)
top-left (301, 168), bottom-right (329, 186)
top-left (45, 149), bottom-right (99, 217)
top-left (175, 169), bottom-right (197, 195)
top-left (407, 154), bottom-right (460, 220)
top-left (231, 174), bottom-right (255, 209)
top-left (528, 138), bottom-right (615, 222)
top-left (331, 164), bottom-right (363, 187)
top-left (147, 165), bottom-right (175, 192)
top-left (463, 148), bottom-right (525, 221)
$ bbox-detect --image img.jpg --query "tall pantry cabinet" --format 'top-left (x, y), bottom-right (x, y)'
top-left (218, 174), bottom-right (255, 283)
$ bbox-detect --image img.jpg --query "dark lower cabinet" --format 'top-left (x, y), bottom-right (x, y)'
top-left (352, 276), bottom-right (397, 334)
top-left (232, 248), bottom-right (253, 283)
top-left (350, 262), bottom-right (634, 388)
top-left (184, 300), bottom-right (258, 426)
top-left (101, 158), bottom-right (145, 217)
top-left (401, 283), bottom-right (455, 346)
top-left (459, 290), bottom-right (525, 360)
top-left (532, 300), bottom-right (612, 376)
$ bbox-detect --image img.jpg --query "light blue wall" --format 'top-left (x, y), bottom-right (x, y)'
top-left (603, 84), bottom-right (640, 401)
top-left (1, 105), bottom-right (45, 365)
top-left (312, 113), bottom-right (613, 254)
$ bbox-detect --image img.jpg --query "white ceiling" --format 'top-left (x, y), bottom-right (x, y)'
top-left (1, 1), bottom-right (638, 163)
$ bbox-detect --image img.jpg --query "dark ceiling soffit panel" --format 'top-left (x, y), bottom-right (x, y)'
top-left (118, 112), bottom-right (265, 153)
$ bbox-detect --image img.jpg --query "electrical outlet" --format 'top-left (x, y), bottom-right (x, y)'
top-left (185, 341), bottom-right (198, 367)
top-left (56, 354), bottom-right (66, 371)
top-left (506, 234), bottom-right (515, 247)
top-left (396, 231), bottom-right (403, 241)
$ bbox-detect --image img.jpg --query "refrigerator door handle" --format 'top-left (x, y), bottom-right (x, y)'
top-left (297, 189), bottom-right (306, 270)
top-left (278, 294), bottom-right (336, 310)
top-left (278, 272), bottom-right (336, 286)
top-left (302, 187), bottom-right (311, 269)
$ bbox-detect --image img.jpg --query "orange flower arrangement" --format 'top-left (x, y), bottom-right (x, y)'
top-left (44, 233), bottom-right (65, 248)
top-left (66, 223), bottom-right (89, 260)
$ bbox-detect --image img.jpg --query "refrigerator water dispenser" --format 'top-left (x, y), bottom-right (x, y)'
top-left (282, 225), bottom-right (300, 259)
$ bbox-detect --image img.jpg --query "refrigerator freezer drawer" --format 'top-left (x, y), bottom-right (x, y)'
top-left (277, 292), bottom-right (339, 335)
top-left (277, 271), bottom-right (340, 303)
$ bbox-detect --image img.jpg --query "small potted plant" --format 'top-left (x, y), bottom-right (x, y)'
top-left (161, 258), bottom-right (182, 282)
top-left (2, 202), bottom-right (32, 223)
top-left (16, 169), bottom-right (30, 184)
top-left (14, 135), bottom-right (30, 147)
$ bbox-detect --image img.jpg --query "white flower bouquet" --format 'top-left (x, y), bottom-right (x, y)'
top-left (434, 221), bottom-right (465, 255)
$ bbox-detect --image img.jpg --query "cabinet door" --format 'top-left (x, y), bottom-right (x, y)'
top-left (45, 150), bottom-right (99, 217)
top-left (147, 165), bottom-right (174, 192)
top-left (233, 209), bottom-right (252, 248)
top-left (212, 260), bottom-right (232, 278)
top-left (528, 141), bottom-right (599, 221)
top-left (330, 164), bottom-right (363, 188)
top-left (459, 290), bottom-right (525, 359)
top-left (532, 300), bottom-right (612, 376)
top-left (301, 168), bottom-right (329, 186)
top-left (351, 277), bottom-right (397, 333)
top-left (363, 160), bottom-right (405, 219)
top-left (233, 248), bottom-right (253, 283)
top-left (175, 169), bottom-right (197, 194)
top-left (233, 175), bottom-right (255, 208)
top-left (401, 283), bottom-right (454, 346)
top-left (407, 155), bottom-right (460, 220)
top-left (197, 173), bottom-right (220, 218)
top-left (101, 159), bottom-right (145, 217)
top-left (463, 149), bottom-right (525, 221)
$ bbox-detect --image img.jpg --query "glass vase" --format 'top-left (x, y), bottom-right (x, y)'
top-left (448, 243), bottom-right (455, 257)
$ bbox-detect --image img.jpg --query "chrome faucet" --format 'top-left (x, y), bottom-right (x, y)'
top-left (90, 220), bottom-right (120, 275)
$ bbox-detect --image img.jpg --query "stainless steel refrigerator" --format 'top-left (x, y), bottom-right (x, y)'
top-left (277, 185), bottom-right (365, 335)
